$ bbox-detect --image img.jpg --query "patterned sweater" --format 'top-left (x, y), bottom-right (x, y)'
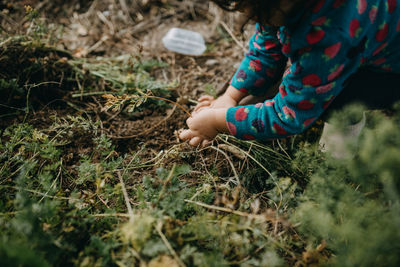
top-left (226, 0), bottom-right (400, 140)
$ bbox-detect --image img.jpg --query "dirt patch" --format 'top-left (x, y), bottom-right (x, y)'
top-left (109, 109), bottom-right (187, 152)
top-left (0, 42), bottom-right (75, 112)
top-left (0, 0), bottom-right (258, 161)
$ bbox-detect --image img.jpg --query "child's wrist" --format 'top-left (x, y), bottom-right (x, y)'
top-left (226, 85), bottom-right (247, 103)
top-left (213, 108), bottom-right (229, 133)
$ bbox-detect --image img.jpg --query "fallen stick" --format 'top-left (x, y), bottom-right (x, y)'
top-left (184, 199), bottom-right (280, 224)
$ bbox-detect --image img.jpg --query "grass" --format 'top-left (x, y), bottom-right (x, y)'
top-left (0, 118), bottom-right (301, 266)
top-left (4, 105), bottom-right (399, 266)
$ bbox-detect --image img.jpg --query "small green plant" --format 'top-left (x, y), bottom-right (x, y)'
top-left (203, 83), bottom-right (217, 98)
top-left (23, 5), bottom-right (60, 46)
top-left (293, 105), bottom-right (400, 267)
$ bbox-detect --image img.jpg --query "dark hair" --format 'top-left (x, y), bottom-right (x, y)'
top-left (210, 0), bottom-right (310, 26)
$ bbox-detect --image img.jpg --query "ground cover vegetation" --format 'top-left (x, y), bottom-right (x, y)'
top-left (0, 1), bottom-right (399, 266)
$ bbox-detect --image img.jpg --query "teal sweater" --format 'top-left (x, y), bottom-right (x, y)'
top-left (226, 0), bottom-right (400, 140)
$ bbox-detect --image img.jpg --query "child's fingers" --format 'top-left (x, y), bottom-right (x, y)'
top-left (193, 101), bottom-right (211, 112)
top-left (179, 129), bottom-right (205, 147)
top-left (189, 136), bottom-right (202, 146)
top-left (201, 139), bottom-right (212, 147)
top-left (192, 106), bottom-right (208, 117)
top-left (186, 117), bottom-right (193, 127)
top-left (179, 129), bottom-right (193, 141)
top-left (198, 95), bottom-right (214, 102)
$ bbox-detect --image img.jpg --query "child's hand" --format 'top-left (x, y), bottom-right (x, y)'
top-left (193, 94), bottom-right (237, 114)
top-left (193, 85), bottom-right (247, 114)
top-left (179, 108), bottom-right (228, 147)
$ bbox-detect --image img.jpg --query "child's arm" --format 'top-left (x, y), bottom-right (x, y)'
top-left (193, 24), bottom-right (286, 113)
top-left (226, 24), bottom-right (364, 140)
top-left (229, 24), bottom-right (287, 97)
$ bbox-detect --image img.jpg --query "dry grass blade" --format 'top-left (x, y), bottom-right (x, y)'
top-left (118, 171), bottom-right (134, 222)
top-left (219, 21), bottom-right (247, 53)
top-left (217, 143), bottom-right (246, 160)
top-left (157, 163), bottom-right (176, 203)
top-left (72, 93), bottom-right (192, 118)
top-left (206, 145), bottom-right (240, 185)
top-left (93, 213), bottom-right (131, 218)
top-left (156, 220), bottom-right (187, 267)
top-left (184, 199), bottom-right (282, 224)
top-left (216, 137), bottom-right (284, 209)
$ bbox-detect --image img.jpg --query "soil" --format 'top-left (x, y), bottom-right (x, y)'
top-left (1, 1), bottom-right (251, 140)
top-left (0, 0), bottom-right (256, 165)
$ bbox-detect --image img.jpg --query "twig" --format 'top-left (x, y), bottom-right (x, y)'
top-left (130, 15), bottom-right (162, 35)
top-left (72, 92), bottom-right (192, 117)
top-left (219, 21), bottom-right (246, 53)
top-left (84, 0), bottom-right (99, 16)
top-left (93, 213), bottom-right (130, 218)
top-left (24, 81), bottom-right (62, 88)
top-left (117, 171), bottom-right (134, 222)
top-left (128, 247), bottom-right (144, 263)
top-left (86, 35), bottom-right (109, 55)
top-left (276, 140), bottom-right (292, 160)
top-left (184, 199), bottom-right (278, 223)
top-left (156, 221), bottom-right (186, 267)
top-left (0, 185), bottom-right (74, 201)
top-left (97, 195), bottom-right (111, 209)
top-left (104, 108), bottom-right (124, 123)
top-left (39, 164), bottom-right (62, 203)
top-left (239, 142), bottom-right (252, 172)
top-left (207, 145), bottom-right (240, 186)
top-left (119, 0), bottom-right (137, 23)
top-left (0, 12), bottom-right (19, 29)
top-left (157, 163), bottom-right (176, 203)
top-left (230, 143), bottom-right (273, 177)
top-left (97, 11), bottom-right (115, 34)
top-left (0, 37), bottom-right (13, 47)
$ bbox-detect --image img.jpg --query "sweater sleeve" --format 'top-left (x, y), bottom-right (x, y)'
top-left (226, 24), bottom-right (364, 140)
top-left (230, 24), bottom-right (287, 96)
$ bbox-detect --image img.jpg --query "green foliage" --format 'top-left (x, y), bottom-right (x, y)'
top-left (120, 213), bottom-right (157, 250)
top-left (70, 54), bottom-right (175, 115)
top-left (203, 83), bottom-right (217, 98)
top-left (0, 78), bottom-right (23, 101)
top-left (1, 119), bottom-right (293, 266)
top-left (294, 105), bottom-right (400, 267)
top-left (140, 164), bottom-right (196, 219)
top-left (0, 239), bottom-right (50, 267)
top-left (0, 122), bottom-right (122, 266)
top-left (2, 95), bottom-right (400, 266)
